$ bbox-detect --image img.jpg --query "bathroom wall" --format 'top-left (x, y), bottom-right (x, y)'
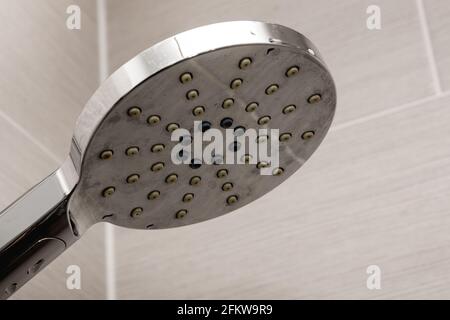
top-left (0, 0), bottom-right (105, 299)
top-left (105, 0), bottom-right (450, 299)
top-left (1, 0), bottom-right (450, 299)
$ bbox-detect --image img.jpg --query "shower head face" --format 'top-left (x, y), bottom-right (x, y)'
top-left (69, 21), bottom-right (336, 231)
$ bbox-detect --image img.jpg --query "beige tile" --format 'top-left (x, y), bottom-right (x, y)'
top-left (423, 0), bottom-right (450, 91)
top-left (113, 94), bottom-right (450, 299)
top-left (0, 117), bottom-right (106, 299)
top-left (0, 116), bottom-right (58, 210)
top-left (0, 0), bottom-right (99, 160)
top-left (0, 1), bottom-right (105, 299)
top-left (106, 0), bottom-right (433, 125)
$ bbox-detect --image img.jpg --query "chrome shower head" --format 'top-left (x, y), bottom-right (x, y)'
top-left (0, 21), bottom-right (336, 298)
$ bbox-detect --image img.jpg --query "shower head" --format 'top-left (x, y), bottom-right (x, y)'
top-left (0, 21), bottom-right (336, 298)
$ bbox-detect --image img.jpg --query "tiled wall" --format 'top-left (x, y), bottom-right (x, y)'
top-left (424, 0), bottom-right (450, 91)
top-left (1, 0), bottom-right (450, 299)
top-left (0, 0), bottom-right (105, 299)
top-left (105, 0), bottom-right (450, 299)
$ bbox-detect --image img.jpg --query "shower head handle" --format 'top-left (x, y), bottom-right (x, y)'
top-left (0, 159), bottom-right (78, 299)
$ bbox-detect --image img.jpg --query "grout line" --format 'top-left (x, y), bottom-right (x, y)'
top-left (331, 90), bottom-right (450, 132)
top-left (0, 109), bottom-right (62, 165)
top-left (97, 0), bottom-right (109, 83)
top-left (104, 223), bottom-right (116, 300)
top-left (416, 0), bottom-right (442, 96)
top-left (96, 0), bottom-right (117, 301)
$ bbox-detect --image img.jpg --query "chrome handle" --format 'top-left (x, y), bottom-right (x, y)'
top-left (0, 160), bottom-right (79, 299)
